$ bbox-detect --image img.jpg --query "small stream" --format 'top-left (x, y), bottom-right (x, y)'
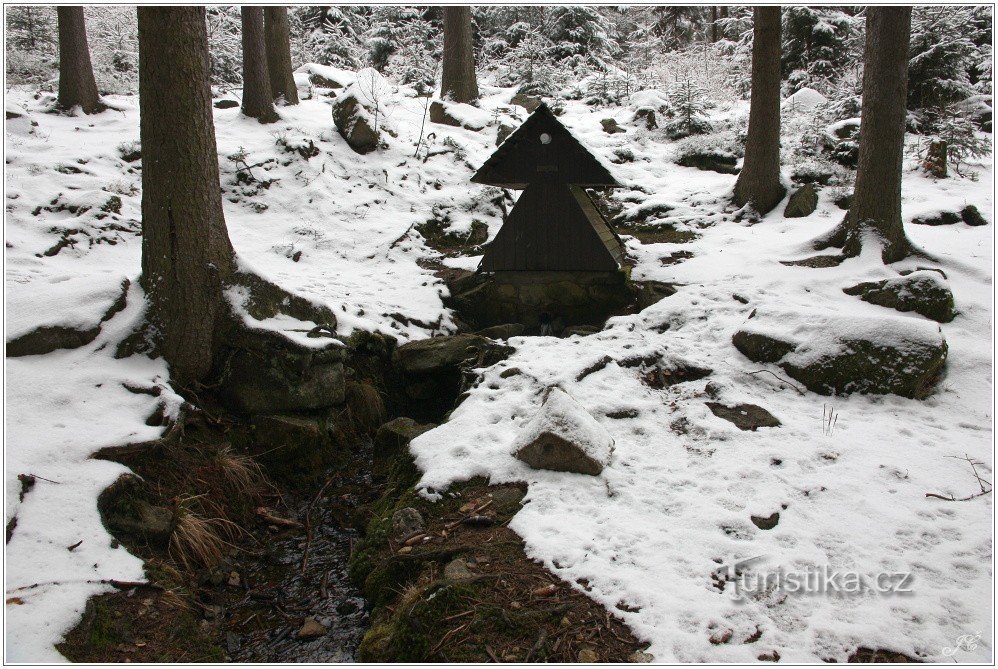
top-left (218, 456), bottom-right (374, 662)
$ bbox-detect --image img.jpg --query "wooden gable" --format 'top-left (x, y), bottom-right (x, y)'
top-left (479, 184), bottom-right (625, 272)
top-left (472, 104), bottom-right (623, 189)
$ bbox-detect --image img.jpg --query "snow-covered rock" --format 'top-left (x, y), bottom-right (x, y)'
top-left (294, 62), bottom-right (354, 89)
top-left (512, 388), bottom-right (613, 476)
top-left (782, 87), bottom-right (828, 112)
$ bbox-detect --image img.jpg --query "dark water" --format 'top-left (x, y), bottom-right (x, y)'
top-left (220, 467), bottom-right (372, 662)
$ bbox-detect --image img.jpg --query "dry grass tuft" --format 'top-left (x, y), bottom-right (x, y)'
top-left (168, 497), bottom-right (239, 571)
top-left (214, 444), bottom-right (268, 497)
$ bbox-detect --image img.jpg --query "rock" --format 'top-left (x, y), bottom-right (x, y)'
top-left (634, 280), bottom-right (678, 311)
top-left (834, 192), bottom-right (853, 210)
top-left (443, 558), bottom-right (475, 581)
top-left (99, 477), bottom-right (175, 545)
top-left (297, 618), bottom-right (328, 639)
top-left (629, 651), bottom-right (655, 663)
top-left (373, 417), bottom-right (435, 477)
top-left (6, 324), bottom-right (100, 357)
top-left (499, 367), bottom-right (522, 378)
top-left (706, 403), bottom-right (781, 431)
top-left (490, 485), bottom-right (527, 512)
top-left (601, 118), bottom-right (625, 134)
top-left (476, 323), bottom-right (526, 340)
top-left (911, 210), bottom-right (962, 226)
top-left (429, 100), bottom-right (485, 130)
top-left (510, 93), bottom-right (542, 112)
top-left (750, 512), bottom-right (780, 530)
top-left (577, 649), bottom-right (599, 663)
top-left (219, 339), bottom-right (346, 415)
top-left (633, 107), bottom-right (657, 129)
top-left (391, 507), bottom-right (424, 540)
top-left (513, 388), bottom-right (612, 476)
top-left (843, 270), bottom-right (956, 323)
top-left (496, 122), bottom-right (515, 146)
top-left (961, 205), bottom-right (988, 226)
top-left (227, 571), bottom-right (240, 587)
top-left (561, 325), bottom-right (600, 337)
top-left (249, 414), bottom-right (330, 474)
top-left (783, 184), bottom-right (818, 218)
top-left (394, 334), bottom-right (493, 375)
top-left (758, 651), bottom-right (781, 662)
top-left (733, 308), bottom-right (948, 399)
top-left (332, 93), bottom-right (379, 154)
top-left (676, 151), bottom-right (739, 174)
top-left (213, 99), bottom-right (239, 109)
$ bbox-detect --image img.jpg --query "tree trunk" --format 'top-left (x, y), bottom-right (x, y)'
top-left (835, 7), bottom-right (914, 262)
top-left (57, 7), bottom-right (103, 114)
top-left (264, 7), bottom-right (299, 105)
top-left (711, 7), bottom-right (719, 43)
top-left (241, 6), bottom-right (278, 122)
top-left (440, 6), bottom-right (479, 104)
top-left (138, 7), bottom-right (236, 387)
top-left (733, 7), bottom-right (785, 215)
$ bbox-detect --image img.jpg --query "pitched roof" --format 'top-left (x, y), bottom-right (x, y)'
top-left (472, 104), bottom-right (623, 189)
top-left (479, 184), bottom-right (624, 272)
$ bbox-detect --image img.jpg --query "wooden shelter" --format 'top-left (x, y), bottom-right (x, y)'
top-left (472, 104), bottom-right (625, 273)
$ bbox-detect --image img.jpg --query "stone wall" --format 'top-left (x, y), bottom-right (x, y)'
top-left (446, 270), bottom-right (633, 332)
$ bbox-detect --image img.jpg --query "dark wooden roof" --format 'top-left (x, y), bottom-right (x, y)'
top-left (479, 184), bottom-right (625, 272)
top-left (472, 104), bottom-right (623, 189)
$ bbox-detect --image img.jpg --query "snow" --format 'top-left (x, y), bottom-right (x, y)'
top-left (782, 87), bottom-right (828, 112)
top-left (293, 62), bottom-right (355, 89)
top-left (4, 65), bottom-right (994, 664)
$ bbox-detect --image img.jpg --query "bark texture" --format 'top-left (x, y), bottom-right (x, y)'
top-left (138, 7), bottom-right (236, 386)
top-left (264, 7), bottom-right (299, 105)
top-left (241, 6), bottom-right (278, 122)
top-left (57, 7), bottom-right (103, 113)
top-left (440, 7), bottom-right (479, 104)
top-left (827, 7), bottom-right (914, 262)
top-left (733, 7), bottom-right (785, 215)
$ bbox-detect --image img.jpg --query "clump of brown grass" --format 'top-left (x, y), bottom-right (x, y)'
top-left (345, 380), bottom-right (387, 433)
top-left (168, 497), bottom-right (240, 571)
top-left (214, 444), bottom-right (268, 497)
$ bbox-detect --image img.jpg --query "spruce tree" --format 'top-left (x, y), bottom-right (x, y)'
top-left (57, 7), bottom-right (103, 113)
top-left (240, 6), bottom-right (278, 122)
top-left (264, 7), bottom-right (298, 105)
top-left (440, 6), bottom-right (479, 103)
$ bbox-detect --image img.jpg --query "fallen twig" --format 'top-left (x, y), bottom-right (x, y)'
top-left (747, 369), bottom-right (806, 395)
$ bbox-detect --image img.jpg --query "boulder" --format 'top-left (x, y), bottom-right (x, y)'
top-left (961, 205), bottom-right (988, 226)
top-left (601, 118), bottom-right (625, 134)
top-left (496, 122), bottom-right (515, 146)
top-left (297, 618), bottom-right (328, 639)
top-left (429, 100), bottom-right (486, 130)
top-left (633, 107), bottom-right (657, 130)
top-left (634, 280), bottom-right (678, 311)
top-left (510, 93), bottom-right (542, 113)
top-left (706, 402), bottom-right (781, 431)
top-left (513, 388), bottom-right (612, 476)
top-left (733, 308), bottom-right (947, 399)
top-left (394, 334), bottom-right (493, 375)
top-left (676, 151), bottom-right (739, 174)
top-left (561, 324), bottom-right (600, 337)
top-left (784, 184), bottom-right (818, 218)
top-left (213, 99), bottom-right (239, 109)
top-left (843, 270), bottom-right (955, 323)
top-left (476, 323), bottom-right (526, 340)
top-left (98, 475), bottom-right (175, 545)
top-left (217, 334), bottom-right (346, 415)
top-left (373, 417), bottom-right (435, 477)
top-left (911, 210), bottom-right (962, 226)
top-left (332, 93), bottom-right (379, 154)
top-left (834, 192), bottom-right (853, 210)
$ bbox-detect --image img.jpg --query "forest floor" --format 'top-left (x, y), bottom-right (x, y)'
top-left (4, 68), bottom-right (994, 662)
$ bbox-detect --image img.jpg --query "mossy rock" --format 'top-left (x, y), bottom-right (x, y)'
top-left (394, 334), bottom-right (492, 375)
top-left (332, 93), bottom-right (380, 154)
top-left (6, 324), bottom-right (100, 357)
top-left (97, 474), bottom-right (175, 546)
top-left (676, 151), bottom-right (739, 174)
top-left (731, 330), bottom-right (795, 363)
top-left (373, 417), bottom-right (435, 479)
top-left (784, 184), bottom-right (818, 218)
top-left (843, 271), bottom-right (956, 323)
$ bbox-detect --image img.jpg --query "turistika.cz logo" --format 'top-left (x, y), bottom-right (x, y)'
top-left (720, 556), bottom-right (915, 602)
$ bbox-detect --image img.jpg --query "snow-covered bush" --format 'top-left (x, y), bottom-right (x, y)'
top-left (672, 131), bottom-right (743, 163)
top-left (290, 6), bottom-right (367, 70)
top-left (781, 7), bottom-right (860, 95)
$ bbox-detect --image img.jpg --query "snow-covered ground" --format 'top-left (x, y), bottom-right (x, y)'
top-left (4, 72), bottom-right (993, 661)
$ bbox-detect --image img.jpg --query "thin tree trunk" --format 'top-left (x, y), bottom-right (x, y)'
top-left (241, 6), bottom-right (278, 122)
top-left (830, 7), bottom-right (915, 262)
top-left (440, 6), bottom-right (479, 104)
top-left (57, 7), bottom-right (103, 114)
top-left (138, 7), bottom-right (236, 387)
top-left (264, 6), bottom-right (299, 105)
top-left (711, 7), bottom-right (719, 43)
top-left (733, 7), bottom-right (785, 215)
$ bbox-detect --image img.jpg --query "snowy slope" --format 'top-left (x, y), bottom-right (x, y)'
top-left (4, 76), bottom-right (994, 662)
